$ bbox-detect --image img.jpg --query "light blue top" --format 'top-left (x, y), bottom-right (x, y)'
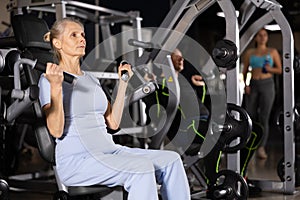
top-left (38, 71), bottom-right (120, 155)
top-left (37, 72), bottom-right (190, 194)
top-left (249, 54), bottom-right (274, 69)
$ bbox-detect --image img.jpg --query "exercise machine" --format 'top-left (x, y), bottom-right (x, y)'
top-left (239, 0), bottom-right (296, 194)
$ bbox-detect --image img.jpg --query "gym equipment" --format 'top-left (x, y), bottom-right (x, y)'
top-left (239, 0), bottom-right (295, 194)
top-left (274, 104), bottom-right (300, 133)
top-left (170, 103), bottom-right (251, 199)
top-left (122, 0), bottom-right (242, 196)
top-left (12, 1), bottom-right (172, 144)
top-left (14, 58), bottom-right (126, 200)
top-left (294, 54), bottom-right (300, 74)
top-left (3, 50), bottom-right (20, 75)
top-left (207, 169), bottom-right (248, 200)
top-left (275, 104), bottom-right (300, 187)
top-left (120, 60), bottom-right (130, 82)
top-left (218, 103), bottom-right (252, 153)
top-left (7, 0), bottom-right (295, 197)
top-left (0, 14), bottom-right (179, 199)
top-left (0, 179), bottom-right (9, 200)
top-left (277, 156), bottom-right (300, 187)
top-left (32, 61), bottom-right (76, 84)
top-left (0, 14), bottom-right (126, 199)
top-left (212, 39), bottom-right (238, 70)
top-left (9, 0), bottom-right (142, 63)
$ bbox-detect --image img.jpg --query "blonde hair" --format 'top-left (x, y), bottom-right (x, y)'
top-left (43, 17), bottom-right (84, 62)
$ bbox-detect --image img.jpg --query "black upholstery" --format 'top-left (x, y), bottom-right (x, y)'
top-left (11, 14), bottom-right (51, 50)
top-left (11, 14), bottom-right (54, 85)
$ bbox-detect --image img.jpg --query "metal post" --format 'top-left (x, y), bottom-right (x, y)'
top-left (239, 0), bottom-right (296, 194)
top-left (271, 7), bottom-right (295, 194)
top-left (55, 1), bottom-right (67, 20)
top-left (218, 0), bottom-right (240, 173)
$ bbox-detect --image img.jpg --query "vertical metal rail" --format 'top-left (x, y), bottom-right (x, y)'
top-left (55, 1), bottom-right (67, 20)
top-left (218, 0), bottom-right (241, 173)
top-left (271, 7), bottom-right (295, 194)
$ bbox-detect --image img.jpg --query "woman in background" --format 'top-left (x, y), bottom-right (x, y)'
top-left (242, 28), bottom-right (282, 159)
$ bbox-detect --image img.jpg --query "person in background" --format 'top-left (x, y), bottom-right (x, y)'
top-left (144, 48), bottom-right (208, 144)
top-left (39, 17), bottom-right (190, 200)
top-left (242, 28), bottom-right (282, 159)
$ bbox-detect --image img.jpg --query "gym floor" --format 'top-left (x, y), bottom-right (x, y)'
top-left (6, 127), bottom-right (300, 200)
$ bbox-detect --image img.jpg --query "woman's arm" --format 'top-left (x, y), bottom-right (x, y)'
top-left (105, 63), bottom-right (132, 130)
top-left (43, 63), bottom-right (65, 138)
top-left (265, 48), bottom-right (282, 74)
top-left (242, 50), bottom-right (252, 95)
top-left (191, 75), bottom-right (205, 86)
top-left (242, 50), bottom-right (251, 85)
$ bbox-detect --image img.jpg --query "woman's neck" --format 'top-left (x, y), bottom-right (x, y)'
top-left (256, 44), bottom-right (268, 54)
top-left (256, 44), bottom-right (267, 50)
top-left (59, 57), bottom-right (82, 75)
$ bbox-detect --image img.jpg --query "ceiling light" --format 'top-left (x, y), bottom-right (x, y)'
top-left (264, 24), bottom-right (281, 31)
top-left (216, 11), bottom-right (239, 18)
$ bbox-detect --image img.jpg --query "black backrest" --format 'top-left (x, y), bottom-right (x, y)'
top-left (11, 14), bottom-right (56, 164)
top-left (11, 14), bottom-right (51, 50)
top-left (32, 101), bottom-right (55, 164)
top-left (11, 14), bottom-right (55, 84)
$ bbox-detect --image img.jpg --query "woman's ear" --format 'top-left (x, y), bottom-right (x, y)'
top-left (53, 38), bottom-right (62, 49)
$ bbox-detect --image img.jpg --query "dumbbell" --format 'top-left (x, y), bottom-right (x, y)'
top-left (207, 170), bottom-right (248, 200)
top-left (33, 62), bottom-right (75, 84)
top-left (212, 39), bottom-right (238, 70)
top-left (216, 103), bottom-right (252, 153)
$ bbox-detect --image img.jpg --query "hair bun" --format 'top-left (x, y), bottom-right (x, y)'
top-left (43, 32), bottom-right (51, 42)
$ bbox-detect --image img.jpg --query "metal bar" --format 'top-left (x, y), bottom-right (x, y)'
top-left (217, 0), bottom-right (240, 173)
top-left (16, 0), bottom-right (62, 7)
top-left (100, 23), bottom-right (115, 61)
top-left (157, 0), bottom-right (215, 48)
top-left (122, 12), bottom-right (142, 65)
top-left (55, 1), bottom-right (67, 20)
top-left (271, 7), bottom-right (295, 194)
top-left (28, 6), bottom-right (98, 22)
top-left (153, 0), bottom-right (216, 67)
top-left (240, 0), bottom-right (296, 195)
top-left (250, 0), bottom-right (282, 10)
top-left (219, 0), bottom-right (240, 105)
top-left (135, 0), bottom-right (193, 66)
top-left (95, 0), bottom-right (100, 59)
top-left (240, 12), bottom-right (273, 54)
top-left (15, 0), bottom-right (131, 17)
top-left (151, 0), bottom-right (191, 44)
top-left (66, 0), bottom-right (128, 17)
top-left (239, 0), bottom-right (257, 30)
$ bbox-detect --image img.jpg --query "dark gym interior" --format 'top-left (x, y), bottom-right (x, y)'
top-left (1, 0), bottom-right (300, 199)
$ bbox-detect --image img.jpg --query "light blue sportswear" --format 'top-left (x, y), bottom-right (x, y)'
top-left (249, 54), bottom-right (274, 69)
top-left (38, 71), bottom-right (190, 200)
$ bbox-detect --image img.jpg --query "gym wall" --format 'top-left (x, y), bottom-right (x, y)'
top-left (0, 0), bottom-right (11, 34)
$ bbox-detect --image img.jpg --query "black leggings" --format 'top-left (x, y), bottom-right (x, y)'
top-left (244, 78), bottom-right (275, 147)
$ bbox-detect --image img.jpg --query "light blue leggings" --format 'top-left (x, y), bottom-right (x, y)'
top-left (109, 147), bottom-right (190, 200)
top-left (58, 146), bottom-right (190, 200)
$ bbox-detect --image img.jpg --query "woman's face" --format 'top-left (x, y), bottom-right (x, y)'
top-left (255, 29), bottom-right (268, 46)
top-left (55, 21), bottom-right (86, 58)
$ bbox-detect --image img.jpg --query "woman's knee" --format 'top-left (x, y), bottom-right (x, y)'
top-left (131, 157), bottom-right (155, 173)
top-left (161, 150), bottom-right (182, 164)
